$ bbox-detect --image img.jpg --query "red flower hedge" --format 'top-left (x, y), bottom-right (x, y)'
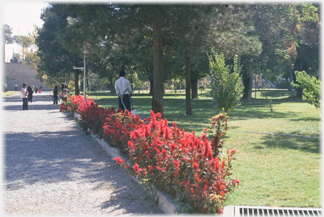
top-left (62, 94), bottom-right (239, 214)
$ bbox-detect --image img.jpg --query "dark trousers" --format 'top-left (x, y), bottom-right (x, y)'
top-left (23, 98), bottom-right (28, 110)
top-left (118, 94), bottom-right (131, 113)
top-left (53, 96), bottom-right (58, 104)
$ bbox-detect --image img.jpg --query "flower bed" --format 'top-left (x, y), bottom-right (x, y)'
top-left (61, 94), bottom-right (240, 214)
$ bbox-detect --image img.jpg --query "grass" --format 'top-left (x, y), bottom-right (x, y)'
top-left (86, 88), bottom-right (321, 208)
top-left (2, 91), bottom-right (19, 97)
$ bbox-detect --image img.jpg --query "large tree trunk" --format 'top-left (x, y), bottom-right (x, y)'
top-left (242, 75), bottom-right (249, 99)
top-left (149, 78), bottom-right (153, 95)
top-left (247, 71), bottom-right (252, 102)
top-left (185, 46), bottom-right (192, 115)
top-left (288, 69), bottom-right (293, 91)
top-left (74, 71), bottom-right (80, 95)
top-left (152, 20), bottom-right (164, 116)
top-left (191, 78), bottom-right (198, 99)
top-left (109, 75), bottom-right (115, 94)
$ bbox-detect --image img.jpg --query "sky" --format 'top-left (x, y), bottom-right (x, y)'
top-left (2, 1), bottom-right (49, 62)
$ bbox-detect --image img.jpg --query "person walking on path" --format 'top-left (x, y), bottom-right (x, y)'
top-left (15, 83), bottom-right (18, 91)
top-left (20, 83), bottom-right (28, 110)
top-left (39, 85), bottom-right (42, 94)
top-left (53, 85), bottom-right (58, 105)
top-left (3, 91), bottom-right (162, 215)
top-left (35, 85), bottom-right (38, 94)
top-left (115, 70), bottom-right (132, 113)
top-left (27, 86), bottom-right (34, 103)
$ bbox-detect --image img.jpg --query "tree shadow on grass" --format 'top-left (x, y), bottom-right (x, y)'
top-left (290, 117), bottom-right (321, 122)
top-left (254, 133), bottom-right (320, 154)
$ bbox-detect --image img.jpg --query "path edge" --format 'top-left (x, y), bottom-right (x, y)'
top-left (72, 112), bottom-right (180, 214)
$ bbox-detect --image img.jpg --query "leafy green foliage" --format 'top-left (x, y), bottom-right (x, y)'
top-left (291, 70), bottom-right (321, 109)
top-left (208, 52), bottom-right (243, 112)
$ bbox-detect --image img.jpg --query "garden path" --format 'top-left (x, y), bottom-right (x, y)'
top-left (3, 91), bottom-right (162, 215)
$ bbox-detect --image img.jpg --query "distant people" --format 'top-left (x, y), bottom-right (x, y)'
top-left (53, 85), bottom-right (58, 105)
top-left (15, 83), bottom-right (18, 91)
top-left (60, 88), bottom-right (67, 100)
top-left (35, 85), bottom-right (38, 94)
top-left (59, 87), bottom-right (68, 112)
top-left (21, 83), bottom-right (28, 110)
top-left (27, 86), bottom-right (34, 103)
top-left (115, 70), bottom-right (132, 113)
top-left (61, 83), bottom-right (67, 91)
top-left (39, 85), bottom-right (42, 93)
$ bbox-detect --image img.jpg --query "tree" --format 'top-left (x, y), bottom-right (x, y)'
top-left (36, 4), bottom-right (83, 94)
top-left (245, 3), bottom-right (319, 99)
top-left (208, 51), bottom-right (243, 113)
top-left (57, 4), bottom-right (169, 115)
top-left (3, 24), bottom-right (16, 62)
top-left (15, 25), bottom-right (40, 71)
top-left (293, 4), bottom-right (319, 97)
top-left (205, 5), bottom-right (262, 102)
top-left (291, 70), bottom-right (321, 109)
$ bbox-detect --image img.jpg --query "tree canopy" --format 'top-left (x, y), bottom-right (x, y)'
top-left (30, 3), bottom-right (320, 114)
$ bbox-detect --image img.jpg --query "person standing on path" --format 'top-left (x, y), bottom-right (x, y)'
top-left (53, 85), bottom-right (58, 105)
top-left (3, 92), bottom-right (163, 215)
top-left (27, 86), bottom-right (34, 103)
top-left (35, 85), bottom-right (38, 94)
top-left (15, 83), bottom-right (18, 91)
top-left (21, 83), bottom-right (28, 110)
top-left (115, 70), bottom-right (132, 113)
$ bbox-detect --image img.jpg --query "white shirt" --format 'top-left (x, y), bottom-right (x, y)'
top-left (115, 77), bottom-right (132, 96)
top-left (21, 87), bottom-right (28, 98)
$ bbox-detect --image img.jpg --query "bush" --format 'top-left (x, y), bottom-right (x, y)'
top-left (208, 51), bottom-right (243, 112)
top-left (115, 111), bottom-right (239, 214)
top-left (64, 94), bottom-right (239, 214)
top-left (291, 70), bottom-right (321, 109)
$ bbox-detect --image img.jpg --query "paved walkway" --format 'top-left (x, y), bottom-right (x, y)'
top-left (3, 91), bottom-right (162, 215)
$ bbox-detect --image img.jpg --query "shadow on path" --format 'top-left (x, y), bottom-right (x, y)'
top-left (4, 92), bottom-right (162, 214)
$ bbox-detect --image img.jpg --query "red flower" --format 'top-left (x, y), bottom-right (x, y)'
top-left (174, 170), bottom-right (178, 178)
top-left (156, 166), bottom-right (162, 171)
top-left (194, 173), bottom-right (200, 183)
top-left (148, 165), bottom-right (153, 173)
top-left (170, 143), bottom-right (177, 151)
top-left (173, 160), bottom-right (180, 169)
top-left (233, 179), bottom-right (240, 186)
top-left (193, 162), bottom-right (199, 170)
top-left (162, 149), bottom-right (167, 158)
top-left (128, 141), bottom-right (134, 149)
top-left (133, 163), bottom-right (141, 173)
top-left (112, 157), bottom-right (123, 165)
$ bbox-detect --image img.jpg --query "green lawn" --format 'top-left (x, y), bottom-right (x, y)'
top-left (87, 89), bottom-right (321, 208)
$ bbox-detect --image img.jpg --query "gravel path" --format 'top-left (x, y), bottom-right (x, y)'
top-left (3, 91), bottom-right (162, 216)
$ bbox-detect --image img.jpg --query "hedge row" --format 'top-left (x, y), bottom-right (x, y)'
top-left (61, 94), bottom-right (239, 214)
